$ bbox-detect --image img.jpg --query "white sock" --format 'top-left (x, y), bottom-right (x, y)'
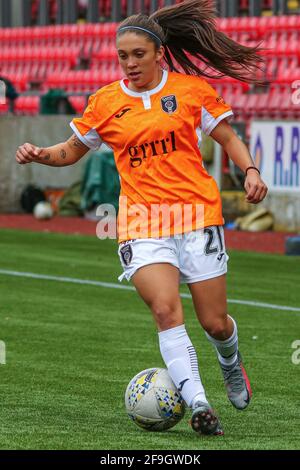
top-left (205, 316), bottom-right (238, 369)
top-left (158, 324), bottom-right (208, 408)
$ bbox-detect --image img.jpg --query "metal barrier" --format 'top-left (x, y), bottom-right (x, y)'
top-left (0, 0), bottom-right (298, 27)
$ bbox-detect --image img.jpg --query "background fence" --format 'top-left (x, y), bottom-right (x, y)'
top-left (1, 0), bottom-right (299, 27)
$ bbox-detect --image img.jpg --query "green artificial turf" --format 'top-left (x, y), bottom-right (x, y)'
top-left (0, 228), bottom-right (299, 450)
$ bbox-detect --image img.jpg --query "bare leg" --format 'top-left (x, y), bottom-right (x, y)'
top-left (188, 274), bottom-right (234, 340)
top-left (132, 263), bottom-right (211, 414)
top-left (132, 263), bottom-right (183, 332)
top-left (188, 274), bottom-right (251, 410)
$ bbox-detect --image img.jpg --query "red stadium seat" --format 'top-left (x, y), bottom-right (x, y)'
top-left (68, 96), bottom-right (87, 115)
top-left (230, 90), bottom-right (248, 118)
top-left (0, 102), bottom-right (9, 115)
top-left (92, 40), bottom-right (118, 62)
top-left (268, 15), bottom-right (300, 33)
top-left (253, 92), bottom-right (270, 117)
top-left (208, 76), bottom-right (250, 93)
top-left (15, 96), bottom-right (40, 115)
top-left (0, 71), bottom-right (28, 92)
top-left (277, 87), bottom-right (294, 118)
top-left (275, 68), bottom-right (300, 85)
top-left (266, 84), bottom-right (285, 117)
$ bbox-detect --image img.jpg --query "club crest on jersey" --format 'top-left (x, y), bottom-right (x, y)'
top-left (120, 244), bottom-right (133, 266)
top-left (161, 95), bottom-right (177, 114)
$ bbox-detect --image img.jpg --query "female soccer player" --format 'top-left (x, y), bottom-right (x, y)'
top-left (16, 0), bottom-right (268, 436)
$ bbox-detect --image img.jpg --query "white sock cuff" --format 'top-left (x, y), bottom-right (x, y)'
top-left (205, 316), bottom-right (237, 347)
top-left (158, 324), bottom-right (191, 352)
top-left (158, 324), bottom-right (186, 341)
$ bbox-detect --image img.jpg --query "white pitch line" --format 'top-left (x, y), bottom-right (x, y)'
top-left (0, 269), bottom-right (299, 313)
top-left (0, 269), bottom-right (134, 291)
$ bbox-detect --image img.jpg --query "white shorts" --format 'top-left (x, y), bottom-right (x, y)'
top-left (118, 226), bottom-right (229, 284)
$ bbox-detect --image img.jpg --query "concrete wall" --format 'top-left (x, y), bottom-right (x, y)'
top-left (221, 190), bottom-right (300, 232)
top-left (0, 115), bottom-right (89, 212)
top-left (261, 193), bottom-right (300, 232)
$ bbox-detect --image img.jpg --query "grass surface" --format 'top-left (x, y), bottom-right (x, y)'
top-left (0, 228), bottom-right (299, 450)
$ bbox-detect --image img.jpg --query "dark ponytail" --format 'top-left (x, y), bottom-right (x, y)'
top-left (117, 0), bottom-right (264, 84)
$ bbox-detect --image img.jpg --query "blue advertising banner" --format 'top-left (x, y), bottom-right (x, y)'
top-left (250, 122), bottom-right (300, 192)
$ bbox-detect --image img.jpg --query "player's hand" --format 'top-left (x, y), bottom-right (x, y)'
top-left (16, 143), bottom-right (43, 164)
top-left (244, 170), bottom-right (268, 204)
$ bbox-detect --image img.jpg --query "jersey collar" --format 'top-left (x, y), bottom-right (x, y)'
top-left (120, 69), bottom-right (168, 98)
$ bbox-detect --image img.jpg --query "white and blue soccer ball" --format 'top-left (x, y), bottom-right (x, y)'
top-left (125, 367), bottom-right (185, 431)
top-left (33, 201), bottom-right (54, 220)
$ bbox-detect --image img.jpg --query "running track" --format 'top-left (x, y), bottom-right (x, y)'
top-left (0, 214), bottom-right (296, 255)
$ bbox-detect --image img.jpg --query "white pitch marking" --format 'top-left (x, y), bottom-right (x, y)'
top-left (0, 269), bottom-right (299, 312)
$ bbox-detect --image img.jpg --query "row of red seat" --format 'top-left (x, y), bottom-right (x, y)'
top-left (262, 36), bottom-right (300, 56)
top-left (1, 35), bottom-right (299, 64)
top-left (3, 62), bottom-right (296, 94)
top-left (1, 56), bottom-right (298, 94)
top-left (0, 22), bottom-right (118, 43)
top-left (262, 57), bottom-right (299, 81)
top-left (0, 15), bottom-right (299, 45)
top-left (41, 66), bottom-right (299, 97)
top-left (0, 95), bottom-right (87, 116)
top-left (216, 14), bottom-right (300, 34)
top-left (2, 84), bottom-right (299, 118)
top-left (0, 46), bottom-right (80, 66)
top-left (229, 86), bottom-right (300, 119)
top-left (0, 63), bottom-right (71, 89)
top-left (44, 66), bottom-right (122, 91)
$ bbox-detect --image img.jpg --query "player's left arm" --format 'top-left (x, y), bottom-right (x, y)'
top-left (210, 119), bottom-right (268, 204)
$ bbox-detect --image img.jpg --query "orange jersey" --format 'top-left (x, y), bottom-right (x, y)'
top-left (70, 70), bottom-right (233, 242)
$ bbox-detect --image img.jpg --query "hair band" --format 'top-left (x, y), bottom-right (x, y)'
top-left (118, 26), bottom-right (163, 45)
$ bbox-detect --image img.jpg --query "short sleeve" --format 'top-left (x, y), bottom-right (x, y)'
top-left (200, 80), bottom-right (233, 136)
top-left (70, 94), bottom-right (102, 150)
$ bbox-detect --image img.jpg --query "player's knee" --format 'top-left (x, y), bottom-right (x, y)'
top-left (203, 318), bottom-right (229, 340)
top-left (150, 302), bottom-right (181, 331)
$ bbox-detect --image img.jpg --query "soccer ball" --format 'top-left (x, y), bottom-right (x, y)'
top-left (125, 367), bottom-right (185, 431)
top-left (33, 201), bottom-right (54, 220)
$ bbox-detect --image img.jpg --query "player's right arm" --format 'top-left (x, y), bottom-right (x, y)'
top-left (15, 134), bottom-right (89, 166)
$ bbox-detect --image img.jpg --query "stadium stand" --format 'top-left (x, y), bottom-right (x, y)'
top-left (0, 2), bottom-right (299, 119)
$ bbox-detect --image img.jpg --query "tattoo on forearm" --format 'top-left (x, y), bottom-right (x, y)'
top-left (71, 135), bottom-right (86, 148)
top-left (35, 153), bottom-right (51, 162)
top-left (60, 149), bottom-right (67, 159)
